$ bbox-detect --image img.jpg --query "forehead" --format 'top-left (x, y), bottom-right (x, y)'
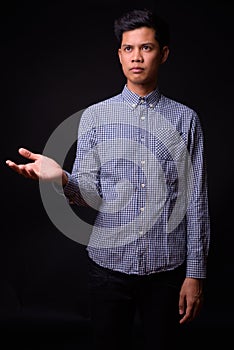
top-left (121, 27), bottom-right (157, 45)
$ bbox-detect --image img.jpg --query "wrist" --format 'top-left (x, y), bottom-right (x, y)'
top-left (62, 171), bottom-right (68, 187)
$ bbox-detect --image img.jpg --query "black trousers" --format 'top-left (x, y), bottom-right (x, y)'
top-left (87, 256), bottom-right (186, 350)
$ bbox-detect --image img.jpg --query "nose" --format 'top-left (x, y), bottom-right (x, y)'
top-left (132, 58), bottom-right (143, 63)
top-left (131, 49), bottom-right (143, 63)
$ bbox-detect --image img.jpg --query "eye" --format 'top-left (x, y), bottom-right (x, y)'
top-left (142, 45), bottom-right (152, 51)
top-left (124, 46), bottom-right (132, 52)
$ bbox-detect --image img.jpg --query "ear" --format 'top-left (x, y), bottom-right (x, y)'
top-left (160, 46), bottom-right (170, 64)
top-left (118, 48), bottom-right (122, 65)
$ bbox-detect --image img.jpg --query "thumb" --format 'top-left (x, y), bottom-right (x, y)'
top-left (18, 147), bottom-right (40, 161)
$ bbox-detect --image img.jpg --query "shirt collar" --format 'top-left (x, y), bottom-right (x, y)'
top-left (121, 84), bottom-right (161, 109)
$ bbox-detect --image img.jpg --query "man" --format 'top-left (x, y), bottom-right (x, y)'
top-left (6, 8), bottom-right (210, 350)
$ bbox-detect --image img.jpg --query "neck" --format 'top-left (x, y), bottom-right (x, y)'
top-left (126, 82), bottom-right (157, 97)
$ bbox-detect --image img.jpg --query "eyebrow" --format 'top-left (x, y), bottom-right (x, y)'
top-left (122, 42), bottom-right (155, 47)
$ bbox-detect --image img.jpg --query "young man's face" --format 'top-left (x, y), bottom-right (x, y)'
top-left (118, 27), bottom-right (169, 93)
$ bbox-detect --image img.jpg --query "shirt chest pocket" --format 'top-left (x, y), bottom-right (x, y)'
top-left (148, 129), bottom-right (189, 187)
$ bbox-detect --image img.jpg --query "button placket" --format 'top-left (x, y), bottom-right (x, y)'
top-left (135, 100), bottom-right (148, 241)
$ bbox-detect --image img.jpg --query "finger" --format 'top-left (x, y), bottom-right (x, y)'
top-left (18, 147), bottom-right (40, 161)
top-left (5, 160), bottom-right (23, 174)
top-left (26, 166), bottom-right (39, 179)
top-left (18, 165), bottom-right (38, 180)
top-left (179, 308), bottom-right (192, 324)
top-left (190, 300), bottom-right (202, 320)
top-left (6, 160), bottom-right (15, 167)
top-left (179, 304), bottom-right (193, 324)
top-left (178, 295), bottom-right (185, 316)
top-left (6, 161), bottom-right (37, 179)
top-left (179, 313), bottom-right (191, 324)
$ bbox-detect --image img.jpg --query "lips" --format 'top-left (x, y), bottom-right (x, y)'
top-left (130, 67), bottom-right (144, 73)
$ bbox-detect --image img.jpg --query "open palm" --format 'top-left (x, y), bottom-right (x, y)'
top-left (6, 147), bottom-right (64, 183)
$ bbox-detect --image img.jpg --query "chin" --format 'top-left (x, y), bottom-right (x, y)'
top-left (131, 79), bottom-right (148, 85)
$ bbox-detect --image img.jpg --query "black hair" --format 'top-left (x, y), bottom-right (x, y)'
top-left (114, 8), bottom-right (170, 49)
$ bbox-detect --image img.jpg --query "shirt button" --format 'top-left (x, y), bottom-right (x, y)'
top-left (140, 207), bottom-right (144, 212)
top-left (141, 116), bottom-right (145, 120)
top-left (141, 160), bottom-right (145, 165)
top-left (139, 230), bottom-right (144, 235)
top-left (141, 183), bottom-right (145, 188)
top-left (132, 104), bottom-right (136, 108)
top-left (149, 104), bottom-right (154, 108)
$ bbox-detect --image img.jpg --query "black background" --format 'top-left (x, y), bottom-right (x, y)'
top-left (1, 0), bottom-right (234, 348)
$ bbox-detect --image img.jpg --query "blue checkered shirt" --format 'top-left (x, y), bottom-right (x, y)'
top-left (64, 85), bottom-right (210, 278)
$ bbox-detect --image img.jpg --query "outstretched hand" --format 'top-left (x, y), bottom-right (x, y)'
top-left (6, 148), bottom-right (67, 185)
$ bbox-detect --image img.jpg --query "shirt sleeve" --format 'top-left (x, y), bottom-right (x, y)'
top-left (185, 112), bottom-right (210, 279)
top-left (63, 107), bottom-right (102, 210)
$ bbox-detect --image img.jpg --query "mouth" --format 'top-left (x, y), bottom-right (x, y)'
top-left (130, 67), bottom-right (144, 73)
